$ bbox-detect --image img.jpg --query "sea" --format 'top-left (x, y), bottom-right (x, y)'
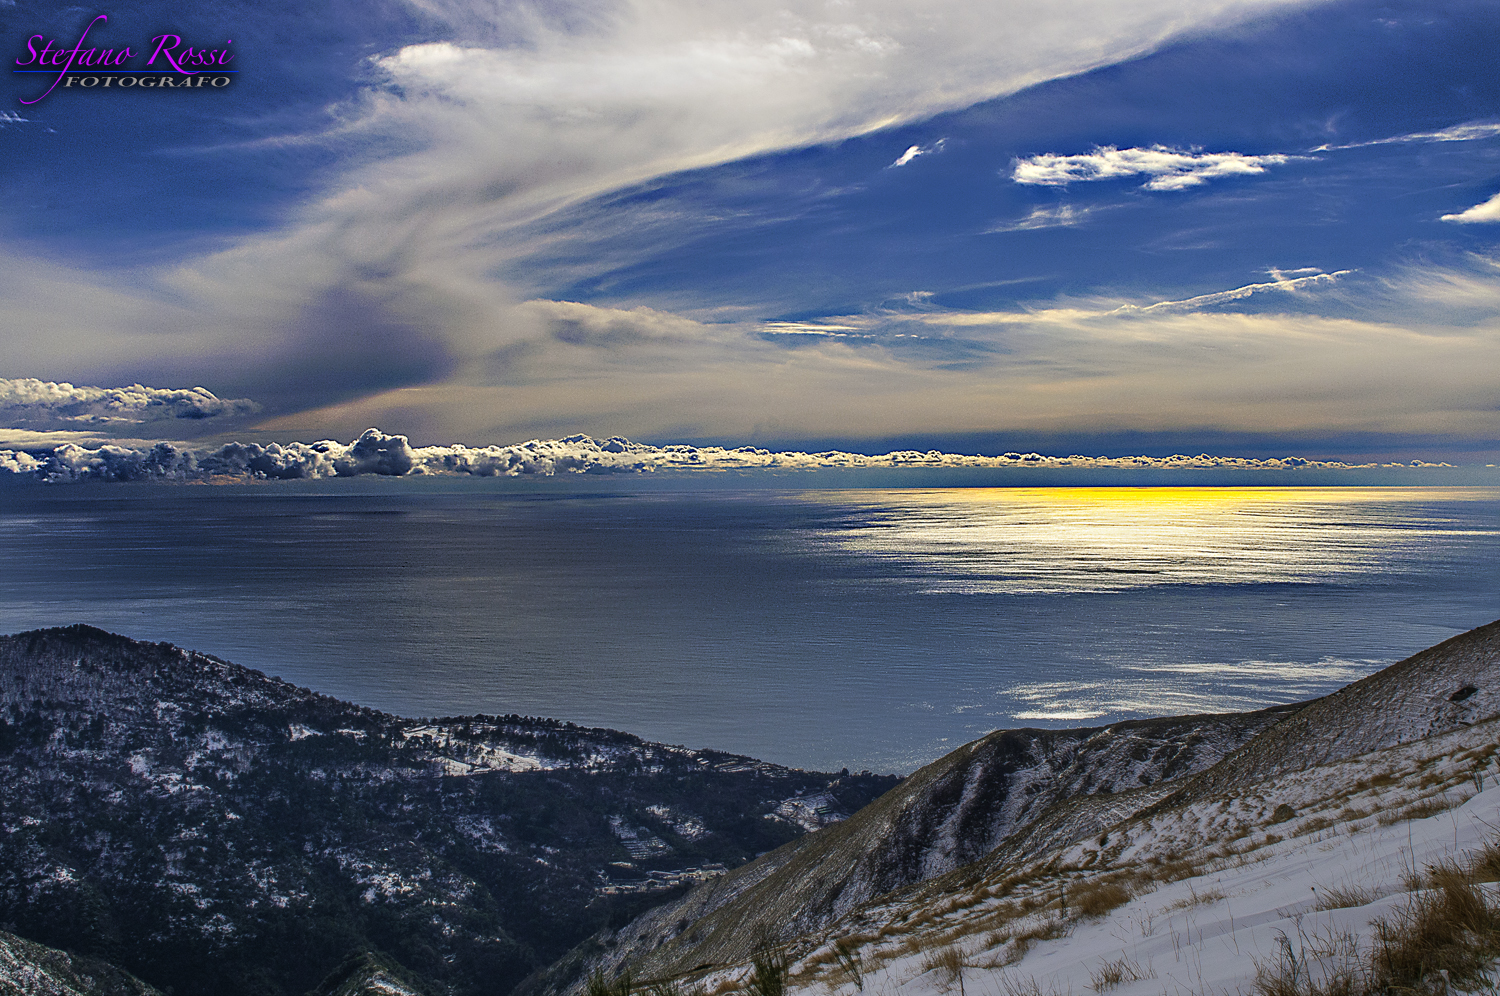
top-left (1, 481), bottom-right (1496, 774)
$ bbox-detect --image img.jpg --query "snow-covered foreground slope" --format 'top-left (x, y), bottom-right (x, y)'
top-left (759, 717), bottom-right (1500, 996)
top-left (539, 622), bottom-right (1500, 996)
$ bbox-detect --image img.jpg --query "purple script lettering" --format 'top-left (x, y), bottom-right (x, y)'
top-left (19, 14), bottom-right (109, 105)
top-left (16, 35), bottom-right (43, 66)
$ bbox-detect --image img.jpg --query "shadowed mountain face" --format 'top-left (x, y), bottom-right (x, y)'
top-left (532, 704), bottom-right (1298, 990)
top-left (538, 620), bottom-right (1500, 993)
top-left (0, 627), bottom-right (897, 996)
top-left (0, 928), bottom-right (162, 996)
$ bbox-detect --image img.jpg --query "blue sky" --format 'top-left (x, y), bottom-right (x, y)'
top-left (2, 0), bottom-right (1499, 462)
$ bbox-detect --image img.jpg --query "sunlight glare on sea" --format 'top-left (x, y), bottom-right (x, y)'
top-left (801, 487), bottom-right (1493, 593)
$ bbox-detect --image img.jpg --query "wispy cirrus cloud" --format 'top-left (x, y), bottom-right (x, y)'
top-left (760, 321), bottom-right (870, 337)
top-left (986, 204), bottom-right (1096, 232)
top-left (1442, 192), bottom-right (1500, 225)
top-left (1113, 268), bottom-right (1352, 313)
top-left (1312, 119), bottom-right (1500, 152)
top-left (1012, 145), bottom-right (1304, 190)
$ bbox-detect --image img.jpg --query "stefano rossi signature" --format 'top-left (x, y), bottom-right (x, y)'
top-left (13, 14), bottom-right (237, 105)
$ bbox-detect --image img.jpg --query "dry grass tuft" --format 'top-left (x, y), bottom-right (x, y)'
top-left (1312, 884), bottom-right (1377, 911)
top-left (1472, 835), bottom-right (1500, 883)
top-left (1250, 836), bottom-right (1500, 996)
top-left (827, 938), bottom-right (865, 991)
top-left (1139, 858), bottom-right (1201, 883)
top-left (1088, 955), bottom-right (1153, 992)
top-left (1014, 919), bottom-right (1069, 944)
top-left (1251, 929), bottom-right (1364, 996)
top-left (1295, 816), bottom-right (1335, 836)
top-left (920, 944), bottom-right (966, 991)
top-left (1376, 796), bottom-right (1458, 826)
top-left (972, 934), bottom-right (1035, 970)
top-left (1371, 864), bottom-right (1500, 993)
top-left (1164, 884), bottom-right (1225, 912)
top-left (747, 937), bottom-right (788, 996)
top-left (996, 974), bottom-right (1064, 996)
top-left (1071, 880), bottom-right (1133, 919)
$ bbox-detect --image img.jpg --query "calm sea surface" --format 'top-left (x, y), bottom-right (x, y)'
top-left (1, 484), bottom-right (1496, 773)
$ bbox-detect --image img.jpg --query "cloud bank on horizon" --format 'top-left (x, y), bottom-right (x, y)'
top-left (1, 0), bottom-right (1499, 461)
top-left (0, 427), bottom-right (1461, 484)
top-left (0, 378), bottom-right (259, 429)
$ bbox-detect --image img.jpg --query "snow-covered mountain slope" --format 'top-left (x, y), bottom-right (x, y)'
top-left (535, 705), bottom-right (1297, 991)
top-left (0, 626), bottom-right (896, 996)
top-left (771, 708), bottom-right (1500, 996)
top-left (545, 619), bottom-right (1500, 996)
top-left (0, 929), bottom-right (162, 996)
top-left (304, 952), bottom-right (429, 996)
top-left (1150, 619), bottom-right (1500, 812)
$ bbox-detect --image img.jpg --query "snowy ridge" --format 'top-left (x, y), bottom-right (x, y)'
top-left (543, 619), bottom-right (1500, 996)
top-left (1150, 619), bottom-right (1500, 813)
top-left (0, 928), bottom-right (162, 995)
top-left (539, 707), bottom-right (1295, 991)
top-left (770, 714), bottom-right (1500, 996)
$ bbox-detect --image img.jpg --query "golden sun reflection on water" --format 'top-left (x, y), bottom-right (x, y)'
top-left (802, 487), bottom-right (1500, 595)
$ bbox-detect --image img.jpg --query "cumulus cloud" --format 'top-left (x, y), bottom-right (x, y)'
top-left (1442, 192), bottom-right (1500, 225)
top-left (0, 427), bottom-right (1454, 484)
top-left (1012, 145), bottom-right (1303, 190)
top-left (0, 378), bottom-right (260, 430)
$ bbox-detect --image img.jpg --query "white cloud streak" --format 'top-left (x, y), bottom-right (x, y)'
top-left (1312, 119), bottom-right (1500, 151)
top-left (890, 139), bottom-right (945, 167)
top-left (986, 203), bottom-right (1095, 232)
top-left (1442, 192), bottom-right (1500, 225)
top-left (1113, 269), bottom-right (1352, 313)
top-left (1012, 145), bottom-right (1303, 190)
